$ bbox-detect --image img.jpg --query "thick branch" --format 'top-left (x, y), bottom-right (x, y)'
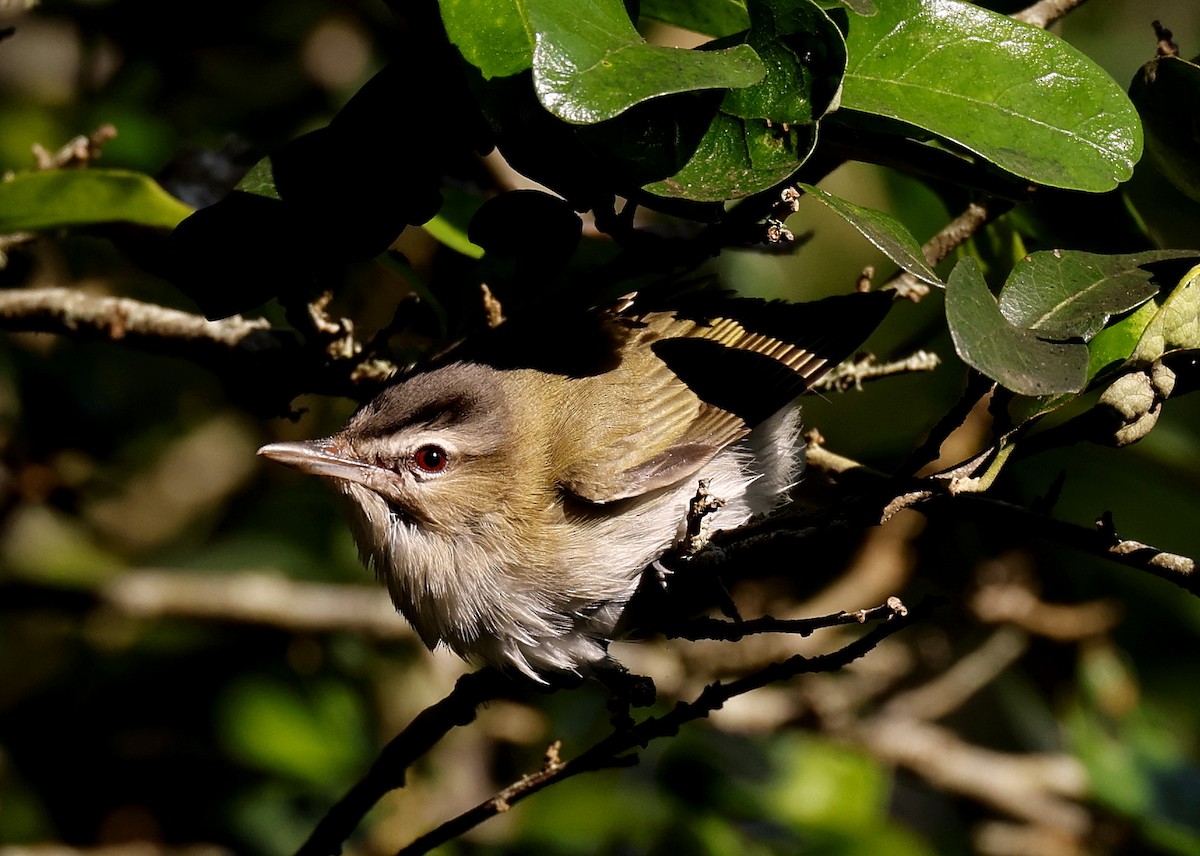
top-left (0, 287), bottom-right (280, 356)
top-left (101, 570), bottom-right (413, 640)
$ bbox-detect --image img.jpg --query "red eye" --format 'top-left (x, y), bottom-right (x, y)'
top-left (412, 444), bottom-right (449, 473)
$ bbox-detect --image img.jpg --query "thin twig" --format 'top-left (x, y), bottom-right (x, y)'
top-left (395, 609), bottom-right (914, 856)
top-left (889, 200), bottom-right (1006, 300)
top-left (297, 669), bottom-right (518, 856)
top-left (665, 597), bottom-right (908, 642)
top-left (812, 350), bottom-right (941, 392)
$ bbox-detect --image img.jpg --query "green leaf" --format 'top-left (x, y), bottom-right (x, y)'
top-left (234, 157), bottom-right (280, 200)
top-left (799, 182), bottom-right (941, 285)
top-left (946, 257), bottom-right (1088, 395)
top-left (0, 168), bottom-right (193, 232)
top-left (719, 0), bottom-right (846, 126)
top-left (439, 0), bottom-right (535, 79)
top-left (997, 250), bottom-right (1197, 340)
top-left (645, 112), bottom-right (818, 200)
top-left (1131, 262), bottom-right (1200, 365)
top-left (639, 0), bottom-right (750, 38)
top-left (1086, 299), bottom-right (1159, 381)
top-left (1130, 54), bottom-right (1200, 203)
top-left (530, 0), bottom-right (765, 124)
top-left (420, 187), bottom-right (486, 259)
top-left (841, 0), bottom-right (1142, 192)
top-left (644, 0), bottom-right (845, 201)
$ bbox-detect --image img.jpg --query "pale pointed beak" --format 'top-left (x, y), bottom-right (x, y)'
top-left (257, 439), bottom-right (375, 483)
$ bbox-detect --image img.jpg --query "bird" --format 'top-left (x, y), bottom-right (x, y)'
top-left (258, 290), bottom-right (891, 680)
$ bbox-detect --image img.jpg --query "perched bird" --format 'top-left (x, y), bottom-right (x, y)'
top-left (258, 291), bottom-right (890, 679)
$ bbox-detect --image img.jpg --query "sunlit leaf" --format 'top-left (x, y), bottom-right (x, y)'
top-left (799, 182), bottom-right (940, 285)
top-left (644, 0), bottom-right (844, 201)
top-left (529, 0), bottom-right (764, 123)
top-left (0, 168), bottom-right (193, 232)
top-left (946, 257), bottom-right (1088, 395)
top-left (718, 0), bottom-right (846, 126)
top-left (421, 187), bottom-right (486, 259)
top-left (841, 0), bottom-right (1142, 192)
top-left (439, 0), bottom-right (534, 79)
top-left (1086, 299), bottom-right (1160, 381)
top-left (1131, 262), bottom-right (1200, 365)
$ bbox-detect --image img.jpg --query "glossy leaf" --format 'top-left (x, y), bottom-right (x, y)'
top-left (1130, 54), bottom-right (1200, 203)
top-left (719, 0), bottom-right (846, 126)
top-left (1130, 263), bottom-right (1200, 365)
top-left (998, 250), bottom-right (1197, 341)
top-left (645, 112), bottom-right (817, 200)
top-left (799, 182), bottom-right (940, 285)
top-left (530, 0), bottom-right (765, 124)
top-left (644, 0), bottom-right (844, 201)
top-left (841, 0), bottom-right (1142, 192)
top-left (946, 257), bottom-right (1088, 395)
top-left (0, 168), bottom-right (193, 232)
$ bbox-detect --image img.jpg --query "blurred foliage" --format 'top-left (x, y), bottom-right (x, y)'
top-left (2, 1), bottom-right (1200, 856)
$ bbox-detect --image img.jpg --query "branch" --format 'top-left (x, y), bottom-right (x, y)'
top-left (395, 608), bottom-right (914, 856)
top-left (664, 597), bottom-right (908, 642)
top-left (0, 287), bottom-right (390, 409)
top-left (0, 287), bottom-right (279, 355)
top-left (812, 350), bottom-right (941, 393)
top-left (888, 200), bottom-right (1008, 300)
top-left (1011, 0), bottom-right (1092, 29)
top-left (100, 570), bottom-right (414, 640)
top-left (296, 668), bottom-right (518, 856)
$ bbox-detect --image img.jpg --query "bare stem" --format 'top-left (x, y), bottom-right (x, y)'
top-left (394, 612), bottom-right (914, 856)
top-left (1012, 0), bottom-right (1092, 30)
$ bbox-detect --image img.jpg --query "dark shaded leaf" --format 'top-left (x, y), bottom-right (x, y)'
top-left (799, 182), bottom-right (940, 285)
top-left (468, 189), bottom-right (582, 279)
top-left (165, 191), bottom-right (305, 320)
top-left (1130, 54), bottom-right (1200, 203)
top-left (0, 168), bottom-right (192, 232)
top-left (841, 0), bottom-right (1142, 192)
top-left (946, 257), bottom-right (1088, 395)
top-left (998, 250), bottom-right (1198, 340)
